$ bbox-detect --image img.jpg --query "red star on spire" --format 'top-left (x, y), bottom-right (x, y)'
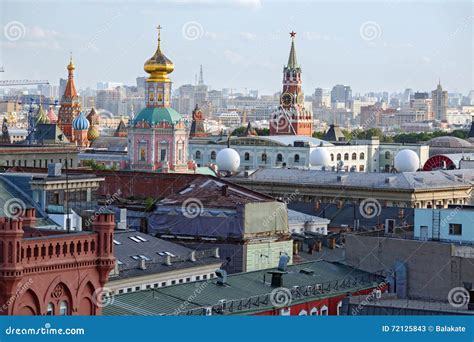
top-left (289, 31), bottom-right (296, 38)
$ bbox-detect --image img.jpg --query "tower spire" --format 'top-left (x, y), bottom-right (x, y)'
top-left (287, 31), bottom-right (298, 69)
top-left (199, 64), bottom-right (204, 85)
top-left (157, 24), bottom-right (162, 51)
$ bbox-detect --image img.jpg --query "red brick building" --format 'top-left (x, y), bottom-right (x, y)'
top-left (0, 208), bottom-right (115, 315)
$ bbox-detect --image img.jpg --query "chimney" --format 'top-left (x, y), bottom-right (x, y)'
top-left (216, 269), bottom-right (228, 286)
top-left (270, 272), bottom-right (284, 288)
top-left (139, 259), bottom-right (146, 270)
top-left (214, 247), bottom-right (220, 258)
top-left (164, 255), bottom-right (172, 266)
top-left (221, 185), bottom-right (228, 197)
top-left (189, 251), bottom-right (196, 262)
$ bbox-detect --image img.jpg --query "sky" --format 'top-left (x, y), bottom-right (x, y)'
top-left (0, 0), bottom-right (473, 95)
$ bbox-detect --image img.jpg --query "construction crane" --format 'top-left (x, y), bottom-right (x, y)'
top-left (0, 80), bottom-right (49, 86)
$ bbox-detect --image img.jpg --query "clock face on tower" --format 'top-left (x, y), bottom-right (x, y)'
top-left (281, 92), bottom-right (293, 106)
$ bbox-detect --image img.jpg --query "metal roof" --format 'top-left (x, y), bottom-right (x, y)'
top-left (103, 260), bottom-right (383, 316)
top-left (235, 168), bottom-right (474, 191)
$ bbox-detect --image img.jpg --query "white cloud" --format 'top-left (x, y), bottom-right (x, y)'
top-left (239, 32), bottom-right (257, 41)
top-left (223, 49), bottom-right (243, 64)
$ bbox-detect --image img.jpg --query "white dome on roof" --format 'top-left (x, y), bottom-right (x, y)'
top-left (395, 149), bottom-right (420, 172)
top-left (310, 148), bottom-right (331, 167)
top-left (216, 148), bottom-right (240, 172)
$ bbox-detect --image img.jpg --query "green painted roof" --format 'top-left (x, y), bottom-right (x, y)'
top-left (134, 107), bottom-right (182, 126)
top-left (103, 260), bottom-right (384, 316)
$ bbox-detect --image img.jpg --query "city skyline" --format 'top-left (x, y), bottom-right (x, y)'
top-left (0, 0), bottom-right (472, 95)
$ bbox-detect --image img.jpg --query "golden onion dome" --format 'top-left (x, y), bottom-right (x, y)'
top-left (87, 124), bottom-right (100, 141)
top-left (144, 25), bottom-right (174, 83)
top-left (67, 56), bottom-right (75, 71)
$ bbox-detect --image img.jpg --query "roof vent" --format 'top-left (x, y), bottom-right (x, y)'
top-left (278, 254), bottom-right (290, 272)
top-left (300, 268), bottom-right (314, 275)
top-left (216, 269), bottom-right (228, 286)
top-left (139, 259), bottom-right (146, 270)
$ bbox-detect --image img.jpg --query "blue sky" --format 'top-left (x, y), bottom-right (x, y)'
top-left (0, 0), bottom-right (472, 95)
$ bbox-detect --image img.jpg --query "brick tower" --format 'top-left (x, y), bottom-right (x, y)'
top-left (270, 32), bottom-right (313, 136)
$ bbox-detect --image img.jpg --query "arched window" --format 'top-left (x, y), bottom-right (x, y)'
top-left (352, 152), bottom-right (357, 160)
top-left (262, 153), bottom-right (267, 163)
top-left (59, 301), bottom-right (68, 315)
top-left (244, 152), bottom-right (250, 161)
top-left (337, 301), bottom-right (343, 315)
top-left (336, 153), bottom-right (341, 161)
top-left (298, 309), bottom-right (308, 316)
top-left (385, 151), bottom-right (391, 159)
top-left (344, 153), bottom-right (349, 161)
top-left (210, 151), bottom-right (216, 160)
top-left (47, 303), bottom-right (54, 316)
top-left (294, 154), bottom-right (300, 163)
top-left (310, 307), bottom-right (318, 316)
top-left (320, 305), bottom-right (328, 316)
top-left (360, 152), bottom-right (365, 160)
top-left (330, 154), bottom-right (334, 162)
top-left (195, 151), bottom-right (201, 159)
top-left (277, 153), bottom-right (283, 162)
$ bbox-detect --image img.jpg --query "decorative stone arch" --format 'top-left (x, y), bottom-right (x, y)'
top-left (43, 277), bottom-right (74, 315)
top-left (77, 281), bottom-right (96, 315)
top-left (13, 288), bottom-right (41, 315)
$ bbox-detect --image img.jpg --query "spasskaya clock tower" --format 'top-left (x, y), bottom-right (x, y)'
top-left (270, 31), bottom-right (313, 136)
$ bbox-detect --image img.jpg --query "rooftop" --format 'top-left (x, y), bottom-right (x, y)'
top-left (111, 230), bottom-right (221, 281)
top-left (158, 177), bottom-right (274, 209)
top-left (233, 168), bottom-right (474, 191)
top-left (103, 260), bottom-right (384, 316)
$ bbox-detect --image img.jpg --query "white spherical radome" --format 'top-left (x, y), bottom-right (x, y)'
top-left (394, 149), bottom-right (420, 172)
top-left (216, 148), bottom-right (240, 172)
top-left (310, 148), bottom-right (331, 167)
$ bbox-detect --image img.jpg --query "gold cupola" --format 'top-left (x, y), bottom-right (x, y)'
top-left (144, 25), bottom-right (174, 83)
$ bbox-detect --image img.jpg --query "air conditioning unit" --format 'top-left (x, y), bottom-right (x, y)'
top-left (374, 289), bottom-right (382, 299)
top-left (205, 307), bottom-right (212, 316)
top-left (315, 284), bottom-right (322, 291)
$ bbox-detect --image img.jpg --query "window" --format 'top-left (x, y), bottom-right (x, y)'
top-left (280, 307), bottom-right (291, 316)
top-left (186, 277), bottom-right (191, 282)
top-left (244, 152), bottom-right (250, 161)
top-left (320, 305), bottom-right (328, 316)
top-left (360, 152), bottom-right (365, 160)
top-left (203, 274), bottom-right (207, 280)
top-left (161, 282), bottom-right (166, 287)
top-left (310, 307), bottom-right (318, 316)
top-left (336, 153), bottom-right (341, 161)
top-left (210, 151), bottom-right (216, 160)
top-left (195, 151), bottom-right (201, 159)
top-left (127, 288), bottom-right (132, 293)
top-left (160, 149), bottom-right (167, 162)
top-left (277, 153), bottom-right (283, 162)
top-left (118, 289), bottom-right (124, 294)
top-left (59, 301), bottom-right (68, 315)
top-left (344, 153), bottom-right (349, 161)
top-left (47, 303), bottom-right (54, 316)
top-left (352, 153), bottom-right (357, 160)
top-left (299, 309), bottom-right (308, 316)
top-left (171, 280), bottom-right (176, 285)
top-left (262, 153), bottom-right (267, 163)
top-left (449, 223), bottom-right (462, 236)
top-left (154, 283), bottom-right (158, 288)
top-left (337, 301), bottom-right (343, 315)
top-left (135, 286), bottom-right (140, 291)
top-left (330, 154), bottom-right (334, 162)
top-left (196, 276), bottom-right (200, 281)
top-left (294, 154), bottom-right (300, 163)
top-left (146, 284), bottom-right (151, 289)
top-left (385, 151), bottom-right (391, 159)
top-left (179, 279), bottom-right (183, 284)
top-left (359, 165), bottom-right (365, 172)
